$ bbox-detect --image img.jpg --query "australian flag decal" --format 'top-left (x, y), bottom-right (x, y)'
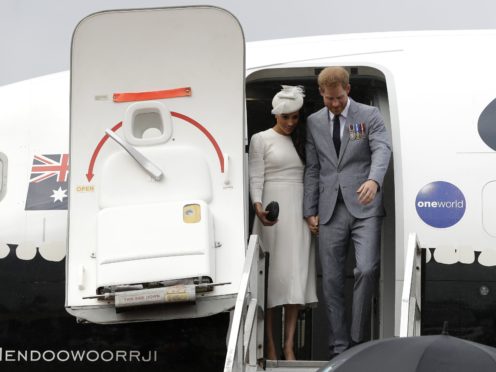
top-left (25, 154), bottom-right (69, 210)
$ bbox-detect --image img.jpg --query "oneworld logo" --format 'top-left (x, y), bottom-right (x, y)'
top-left (416, 181), bottom-right (466, 228)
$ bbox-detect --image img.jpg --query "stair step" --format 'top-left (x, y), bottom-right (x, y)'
top-left (262, 360), bottom-right (328, 372)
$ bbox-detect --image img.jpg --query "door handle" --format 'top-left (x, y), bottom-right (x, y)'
top-left (105, 128), bottom-right (163, 181)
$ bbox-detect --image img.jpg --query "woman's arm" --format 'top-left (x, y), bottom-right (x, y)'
top-left (248, 133), bottom-right (276, 226)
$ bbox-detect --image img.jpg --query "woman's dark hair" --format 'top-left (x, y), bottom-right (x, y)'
top-left (291, 108), bottom-right (307, 163)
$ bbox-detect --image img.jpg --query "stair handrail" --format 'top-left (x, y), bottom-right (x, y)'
top-left (399, 232), bottom-right (422, 337)
top-left (224, 234), bottom-right (265, 372)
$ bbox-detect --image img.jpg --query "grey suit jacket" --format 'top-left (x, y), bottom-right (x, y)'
top-left (303, 98), bottom-right (391, 224)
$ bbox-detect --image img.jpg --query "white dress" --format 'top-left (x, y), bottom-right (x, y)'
top-left (249, 128), bottom-right (317, 309)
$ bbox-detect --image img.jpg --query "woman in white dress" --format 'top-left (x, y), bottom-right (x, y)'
top-left (249, 86), bottom-right (317, 361)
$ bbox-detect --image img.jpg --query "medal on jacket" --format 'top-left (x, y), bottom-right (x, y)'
top-left (348, 124), bottom-right (355, 139)
top-left (350, 122), bottom-right (366, 140)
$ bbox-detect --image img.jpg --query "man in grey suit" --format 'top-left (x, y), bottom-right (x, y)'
top-left (303, 67), bottom-right (391, 357)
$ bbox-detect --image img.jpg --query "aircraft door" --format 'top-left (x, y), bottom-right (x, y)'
top-left (66, 7), bottom-right (246, 324)
top-left (0, 152), bottom-right (6, 202)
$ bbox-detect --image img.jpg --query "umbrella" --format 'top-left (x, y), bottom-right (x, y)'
top-left (318, 334), bottom-right (496, 372)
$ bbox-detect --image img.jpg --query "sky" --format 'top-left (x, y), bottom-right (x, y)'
top-left (2, 0), bottom-right (496, 86)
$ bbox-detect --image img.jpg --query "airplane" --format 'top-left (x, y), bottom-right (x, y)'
top-left (2, 5), bottom-right (496, 371)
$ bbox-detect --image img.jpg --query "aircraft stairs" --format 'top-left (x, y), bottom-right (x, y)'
top-left (263, 360), bottom-right (327, 372)
top-left (224, 233), bottom-right (423, 372)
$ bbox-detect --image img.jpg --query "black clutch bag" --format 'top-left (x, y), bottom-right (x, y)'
top-left (265, 201), bottom-right (279, 222)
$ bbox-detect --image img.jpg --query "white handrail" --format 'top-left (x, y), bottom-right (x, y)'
top-left (224, 235), bottom-right (265, 372)
top-left (399, 232), bottom-right (422, 337)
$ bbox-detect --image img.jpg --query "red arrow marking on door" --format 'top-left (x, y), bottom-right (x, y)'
top-left (171, 112), bottom-right (224, 173)
top-left (86, 122), bottom-right (123, 182)
top-left (85, 113), bottom-right (224, 182)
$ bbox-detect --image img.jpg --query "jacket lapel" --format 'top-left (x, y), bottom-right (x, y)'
top-left (337, 98), bottom-right (356, 165)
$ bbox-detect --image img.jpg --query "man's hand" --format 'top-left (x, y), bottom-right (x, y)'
top-left (306, 215), bottom-right (319, 235)
top-left (254, 202), bottom-right (277, 226)
top-left (357, 180), bottom-right (379, 205)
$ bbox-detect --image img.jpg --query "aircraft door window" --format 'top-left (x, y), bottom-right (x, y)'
top-left (123, 101), bottom-right (173, 146)
top-left (0, 152), bottom-right (6, 202)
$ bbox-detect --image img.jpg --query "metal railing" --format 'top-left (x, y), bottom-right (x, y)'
top-left (399, 232), bottom-right (422, 337)
top-left (224, 235), bottom-right (266, 372)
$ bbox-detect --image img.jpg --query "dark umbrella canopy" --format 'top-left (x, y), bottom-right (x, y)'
top-left (318, 335), bottom-right (496, 372)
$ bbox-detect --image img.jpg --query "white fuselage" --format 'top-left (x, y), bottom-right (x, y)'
top-left (2, 28), bottom-right (496, 336)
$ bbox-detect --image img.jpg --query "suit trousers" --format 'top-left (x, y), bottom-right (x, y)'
top-left (318, 200), bottom-right (381, 354)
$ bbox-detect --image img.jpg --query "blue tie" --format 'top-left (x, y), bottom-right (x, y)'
top-left (333, 114), bottom-right (341, 156)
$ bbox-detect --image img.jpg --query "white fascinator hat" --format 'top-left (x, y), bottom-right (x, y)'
top-left (271, 85), bottom-right (305, 115)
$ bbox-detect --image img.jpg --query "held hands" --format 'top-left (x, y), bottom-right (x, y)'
top-left (306, 216), bottom-right (319, 235)
top-left (254, 202), bottom-right (277, 226)
top-left (357, 179), bottom-right (379, 205)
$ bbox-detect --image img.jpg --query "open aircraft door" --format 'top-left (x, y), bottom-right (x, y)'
top-left (66, 7), bottom-right (246, 324)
